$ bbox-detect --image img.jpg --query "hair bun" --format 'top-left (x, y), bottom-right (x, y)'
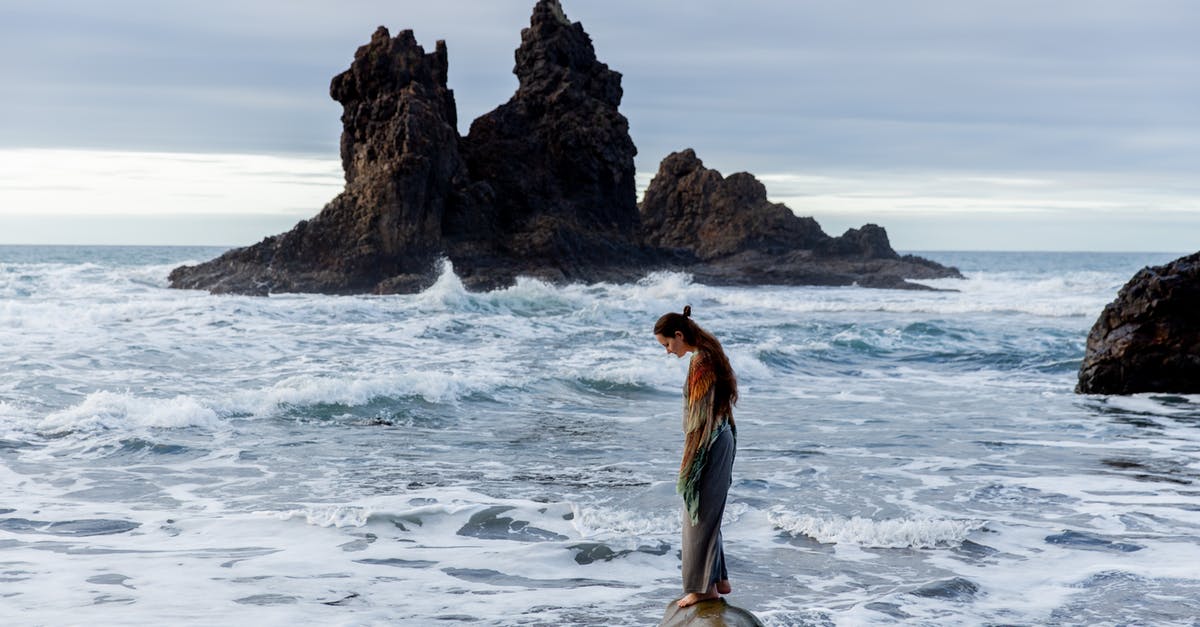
top-left (683, 305), bottom-right (692, 318)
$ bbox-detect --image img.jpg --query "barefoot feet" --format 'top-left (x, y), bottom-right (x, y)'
top-left (716, 579), bottom-right (732, 595)
top-left (676, 588), bottom-right (720, 608)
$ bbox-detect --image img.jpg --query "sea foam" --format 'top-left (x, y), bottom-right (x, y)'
top-left (770, 510), bottom-right (984, 549)
top-left (37, 390), bottom-right (219, 434)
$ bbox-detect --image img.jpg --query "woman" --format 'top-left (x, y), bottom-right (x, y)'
top-left (654, 305), bottom-right (738, 608)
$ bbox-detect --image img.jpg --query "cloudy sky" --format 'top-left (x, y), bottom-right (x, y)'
top-left (1, 0), bottom-right (1197, 251)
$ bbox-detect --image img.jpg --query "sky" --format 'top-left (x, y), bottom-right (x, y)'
top-left (1, 0), bottom-right (1197, 251)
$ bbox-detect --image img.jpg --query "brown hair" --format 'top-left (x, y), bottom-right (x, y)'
top-left (654, 305), bottom-right (738, 417)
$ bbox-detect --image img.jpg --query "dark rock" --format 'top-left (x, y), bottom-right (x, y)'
top-left (640, 149), bottom-right (827, 259)
top-left (457, 0), bottom-right (648, 287)
top-left (1077, 251), bottom-right (1200, 394)
top-left (640, 149), bottom-right (962, 289)
top-left (170, 26), bottom-right (471, 295)
top-left (658, 598), bottom-right (766, 627)
top-left (169, 1), bottom-right (962, 296)
top-left (815, 224), bottom-right (896, 259)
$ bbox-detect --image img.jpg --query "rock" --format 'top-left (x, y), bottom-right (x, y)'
top-left (1076, 251), bottom-right (1200, 394)
top-left (170, 0), bottom-right (649, 295)
top-left (815, 224), bottom-right (896, 259)
top-left (170, 26), bottom-right (472, 294)
top-left (658, 598), bottom-right (766, 627)
top-left (640, 149), bottom-right (962, 289)
top-left (456, 0), bottom-right (650, 287)
top-left (640, 149), bottom-right (827, 259)
top-left (169, 0), bottom-right (962, 296)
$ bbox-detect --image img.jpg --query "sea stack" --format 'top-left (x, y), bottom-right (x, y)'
top-left (170, 0), bottom-right (648, 294)
top-left (639, 149), bottom-right (961, 289)
top-left (169, 27), bottom-right (472, 295)
top-left (457, 0), bottom-right (647, 285)
top-left (1077, 251), bottom-right (1200, 395)
top-left (169, 0), bottom-right (961, 295)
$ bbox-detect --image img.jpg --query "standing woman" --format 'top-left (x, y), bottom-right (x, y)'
top-left (654, 305), bottom-right (738, 608)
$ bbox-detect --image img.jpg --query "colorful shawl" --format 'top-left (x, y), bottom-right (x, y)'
top-left (677, 349), bottom-right (732, 525)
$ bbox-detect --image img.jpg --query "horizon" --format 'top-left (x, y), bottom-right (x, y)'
top-left (0, 237), bottom-right (1187, 257)
top-left (1, 1), bottom-right (1196, 252)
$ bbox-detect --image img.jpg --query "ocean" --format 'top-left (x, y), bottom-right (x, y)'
top-left (1, 246), bottom-right (1198, 626)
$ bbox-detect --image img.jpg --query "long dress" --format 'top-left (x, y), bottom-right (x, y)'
top-left (677, 349), bottom-right (736, 594)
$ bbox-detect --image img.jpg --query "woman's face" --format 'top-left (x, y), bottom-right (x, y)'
top-left (656, 331), bottom-right (693, 358)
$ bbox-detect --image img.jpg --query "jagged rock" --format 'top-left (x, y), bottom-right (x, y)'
top-left (170, 0), bottom-right (649, 294)
top-left (170, 27), bottom-right (471, 294)
top-left (658, 598), bottom-right (766, 627)
top-left (640, 149), bottom-right (962, 289)
top-left (169, 0), bottom-right (961, 296)
top-left (456, 0), bottom-right (646, 286)
top-left (815, 224), bottom-right (895, 259)
top-left (640, 149), bottom-right (827, 259)
top-left (1076, 251), bottom-right (1200, 394)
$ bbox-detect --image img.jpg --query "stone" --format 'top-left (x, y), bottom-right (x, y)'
top-left (640, 149), bottom-right (827, 259)
top-left (640, 149), bottom-right (962, 289)
top-left (170, 26), bottom-right (472, 294)
top-left (658, 598), bottom-right (766, 627)
top-left (455, 0), bottom-right (650, 288)
top-left (1076, 251), bottom-right (1200, 394)
top-left (169, 1), bottom-right (962, 296)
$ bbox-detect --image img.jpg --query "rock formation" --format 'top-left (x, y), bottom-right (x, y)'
top-left (640, 149), bottom-right (961, 289)
top-left (169, 0), bottom-right (960, 296)
top-left (171, 0), bottom-right (648, 294)
top-left (170, 27), bottom-right (471, 295)
top-left (1076, 251), bottom-right (1200, 394)
top-left (658, 598), bottom-right (766, 627)
top-left (457, 0), bottom-right (646, 284)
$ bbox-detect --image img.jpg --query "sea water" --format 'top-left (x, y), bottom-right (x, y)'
top-left (1, 246), bottom-right (1198, 626)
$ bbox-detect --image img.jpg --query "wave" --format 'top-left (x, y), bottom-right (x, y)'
top-left (30, 368), bottom-right (508, 436)
top-left (570, 504), bottom-right (679, 538)
top-left (272, 493), bottom-right (579, 539)
top-left (769, 511), bottom-right (984, 548)
top-left (414, 259), bottom-right (590, 317)
top-left (37, 390), bottom-right (220, 434)
top-left (1097, 394), bottom-right (1200, 417)
top-left (227, 371), bottom-right (507, 415)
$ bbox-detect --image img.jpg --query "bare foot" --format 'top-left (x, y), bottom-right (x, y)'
top-left (716, 579), bottom-right (732, 595)
top-left (677, 586), bottom-right (720, 608)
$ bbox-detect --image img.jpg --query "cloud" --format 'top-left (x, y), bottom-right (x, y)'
top-left (0, 149), bottom-right (342, 216)
top-left (0, 0), bottom-right (1196, 251)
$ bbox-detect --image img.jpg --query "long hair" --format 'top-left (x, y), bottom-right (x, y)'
top-left (654, 305), bottom-right (738, 418)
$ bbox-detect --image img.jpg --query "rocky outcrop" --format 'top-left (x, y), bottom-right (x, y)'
top-left (640, 149), bottom-right (962, 289)
top-left (640, 149), bottom-right (827, 259)
top-left (659, 598), bottom-right (766, 627)
top-left (457, 0), bottom-right (646, 285)
top-left (171, 0), bottom-right (648, 294)
top-left (1076, 251), bottom-right (1200, 394)
top-left (170, 0), bottom-right (961, 296)
top-left (170, 27), bottom-right (472, 294)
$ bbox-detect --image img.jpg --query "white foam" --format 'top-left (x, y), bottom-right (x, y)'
top-left (413, 258), bottom-right (472, 311)
top-left (704, 268), bottom-right (1131, 318)
top-left (229, 370), bottom-right (504, 414)
top-left (1101, 394), bottom-right (1200, 416)
top-left (571, 503), bottom-right (679, 538)
top-left (273, 505), bottom-right (374, 528)
top-left (770, 511), bottom-right (984, 548)
top-left (36, 390), bottom-right (219, 434)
